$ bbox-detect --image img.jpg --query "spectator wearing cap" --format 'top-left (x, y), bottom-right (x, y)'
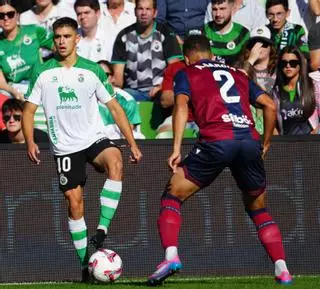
top-left (266, 0), bottom-right (309, 58)
top-left (236, 25), bottom-right (277, 134)
top-left (203, 0), bottom-right (250, 66)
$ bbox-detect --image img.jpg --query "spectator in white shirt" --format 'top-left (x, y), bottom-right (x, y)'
top-left (20, 0), bottom-right (76, 31)
top-left (99, 0), bottom-right (136, 61)
top-left (75, 0), bottom-right (110, 62)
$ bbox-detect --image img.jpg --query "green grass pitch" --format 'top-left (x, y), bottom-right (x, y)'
top-left (0, 276), bottom-right (319, 289)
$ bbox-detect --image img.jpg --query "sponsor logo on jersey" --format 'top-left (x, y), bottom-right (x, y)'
top-left (23, 35), bottom-right (32, 45)
top-left (188, 29), bottom-right (202, 36)
top-left (59, 173), bottom-right (68, 186)
top-left (221, 113), bottom-right (253, 128)
top-left (280, 108), bottom-right (303, 120)
top-left (48, 116), bottom-right (58, 144)
top-left (6, 54), bottom-right (26, 71)
top-left (58, 86), bottom-right (78, 103)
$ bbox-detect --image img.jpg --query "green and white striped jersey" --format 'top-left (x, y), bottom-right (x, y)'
top-left (203, 22), bottom-right (250, 66)
top-left (26, 56), bottom-right (115, 155)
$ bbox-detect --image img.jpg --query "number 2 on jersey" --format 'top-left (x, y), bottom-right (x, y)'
top-left (213, 70), bottom-right (240, 104)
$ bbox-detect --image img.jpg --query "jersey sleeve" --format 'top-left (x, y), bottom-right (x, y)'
top-left (174, 70), bottom-right (191, 98)
top-left (162, 63), bottom-right (176, 91)
top-left (95, 65), bottom-right (116, 103)
top-left (124, 99), bottom-right (141, 125)
top-left (26, 66), bottom-right (42, 105)
top-left (249, 80), bottom-right (265, 105)
top-left (162, 61), bottom-right (186, 91)
top-left (161, 24), bottom-right (183, 62)
top-left (111, 31), bottom-right (127, 64)
top-left (36, 25), bottom-right (54, 50)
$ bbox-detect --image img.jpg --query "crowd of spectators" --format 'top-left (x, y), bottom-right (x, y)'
top-left (1, 0), bottom-right (320, 142)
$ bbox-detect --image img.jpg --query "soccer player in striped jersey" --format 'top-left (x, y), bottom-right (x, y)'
top-left (148, 35), bottom-right (292, 286)
top-left (22, 17), bottom-right (142, 282)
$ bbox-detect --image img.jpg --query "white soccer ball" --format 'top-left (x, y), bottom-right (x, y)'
top-left (88, 249), bottom-right (123, 282)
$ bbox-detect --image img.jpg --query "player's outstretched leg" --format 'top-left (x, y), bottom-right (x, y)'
top-left (148, 192), bottom-right (183, 286)
top-left (247, 208), bottom-right (293, 285)
top-left (89, 179), bottom-right (122, 249)
top-left (148, 254), bottom-right (182, 286)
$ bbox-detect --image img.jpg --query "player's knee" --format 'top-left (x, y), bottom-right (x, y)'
top-left (107, 158), bottom-right (123, 179)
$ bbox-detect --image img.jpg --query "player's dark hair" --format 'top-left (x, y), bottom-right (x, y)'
top-left (211, 0), bottom-right (234, 5)
top-left (274, 46), bottom-right (315, 119)
top-left (183, 35), bottom-right (211, 56)
top-left (135, 0), bottom-right (157, 9)
top-left (2, 99), bottom-right (24, 114)
top-left (52, 17), bottom-right (78, 33)
top-left (266, 0), bottom-right (288, 12)
top-left (0, 0), bottom-right (22, 13)
top-left (97, 60), bottom-right (114, 75)
top-left (74, 0), bottom-right (100, 12)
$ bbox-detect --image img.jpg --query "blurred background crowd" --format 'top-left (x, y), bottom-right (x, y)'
top-left (1, 0), bottom-right (320, 143)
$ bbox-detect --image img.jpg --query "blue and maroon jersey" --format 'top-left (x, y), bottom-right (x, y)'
top-left (174, 59), bottom-right (264, 141)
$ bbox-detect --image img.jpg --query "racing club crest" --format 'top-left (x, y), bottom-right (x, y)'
top-left (23, 35), bottom-right (32, 45)
top-left (78, 74), bottom-right (84, 82)
top-left (151, 40), bottom-right (162, 52)
top-left (59, 174), bottom-right (68, 186)
top-left (226, 41), bottom-right (236, 50)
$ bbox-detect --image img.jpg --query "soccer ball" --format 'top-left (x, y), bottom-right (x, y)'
top-left (88, 249), bottom-right (123, 282)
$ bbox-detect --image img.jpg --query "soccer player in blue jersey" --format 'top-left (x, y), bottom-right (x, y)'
top-left (147, 35), bottom-right (292, 286)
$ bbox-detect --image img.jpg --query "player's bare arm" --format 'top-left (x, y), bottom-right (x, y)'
top-left (106, 98), bottom-right (142, 163)
top-left (22, 102), bottom-right (40, 165)
top-left (160, 90), bottom-right (175, 108)
top-left (169, 93), bottom-right (189, 172)
top-left (255, 93), bottom-right (277, 159)
top-left (112, 64), bottom-right (125, 88)
top-left (0, 70), bottom-right (24, 101)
